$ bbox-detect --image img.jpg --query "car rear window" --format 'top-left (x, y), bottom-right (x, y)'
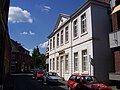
top-left (48, 72), bottom-right (57, 76)
top-left (37, 72), bottom-right (43, 74)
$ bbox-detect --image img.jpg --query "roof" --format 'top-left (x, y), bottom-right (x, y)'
top-left (48, 13), bottom-right (70, 38)
top-left (10, 39), bottom-right (30, 53)
top-left (48, 0), bottom-right (110, 39)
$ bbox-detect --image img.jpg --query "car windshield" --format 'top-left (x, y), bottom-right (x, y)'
top-left (48, 72), bottom-right (58, 76)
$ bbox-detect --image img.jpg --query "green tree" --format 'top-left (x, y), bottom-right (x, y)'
top-left (31, 46), bottom-right (46, 69)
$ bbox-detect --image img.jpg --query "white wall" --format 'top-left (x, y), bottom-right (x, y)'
top-left (48, 1), bottom-right (114, 82)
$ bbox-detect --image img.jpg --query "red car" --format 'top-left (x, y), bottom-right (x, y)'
top-left (67, 74), bottom-right (112, 90)
top-left (33, 68), bottom-right (44, 81)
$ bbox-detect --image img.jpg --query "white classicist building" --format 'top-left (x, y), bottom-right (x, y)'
top-left (48, 0), bottom-right (114, 83)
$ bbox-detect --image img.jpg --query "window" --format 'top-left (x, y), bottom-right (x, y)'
top-left (50, 39), bottom-right (52, 50)
top-left (61, 30), bottom-right (63, 44)
top-left (76, 76), bottom-right (81, 83)
top-left (69, 75), bottom-right (76, 81)
top-left (53, 37), bottom-right (55, 49)
top-left (74, 52), bottom-right (78, 71)
top-left (82, 50), bottom-right (88, 72)
top-left (53, 58), bottom-right (55, 70)
top-left (50, 59), bottom-right (52, 70)
top-left (65, 26), bottom-right (69, 42)
top-left (56, 57), bottom-right (59, 70)
top-left (65, 54), bottom-right (69, 71)
top-left (73, 19), bottom-right (78, 38)
top-left (81, 13), bottom-right (87, 34)
top-left (57, 33), bottom-right (59, 46)
top-left (12, 54), bottom-right (15, 59)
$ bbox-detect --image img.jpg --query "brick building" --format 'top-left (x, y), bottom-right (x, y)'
top-left (109, 0), bottom-right (120, 89)
top-left (10, 39), bottom-right (31, 73)
top-left (0, 0), bottom-right (11, 89)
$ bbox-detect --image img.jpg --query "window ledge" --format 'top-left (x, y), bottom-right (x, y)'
top-left (65, 41), bottom-right (69, 44)
top-left (80, 32), bottom-right (88, 37)
top-left (60, 43), bottom-right (64, 46)
top-left (65, 71), bottom-right (69, 74)
top-left (73, 36), bottom-right (79, 40)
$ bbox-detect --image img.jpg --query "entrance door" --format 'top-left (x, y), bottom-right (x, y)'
top-left (60, 56), bottom-right (64, 77)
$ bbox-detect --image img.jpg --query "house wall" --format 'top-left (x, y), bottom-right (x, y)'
top-left (48, 1), bottom-right (113, 82)
top-left (114, 51), bottom-right (120, 72)
top-left (4, 34), bottom-right (11, 77)
top-left (49, 6), bottom-right (94, 80)
top-left (91, 4), bottom-right (114, 83)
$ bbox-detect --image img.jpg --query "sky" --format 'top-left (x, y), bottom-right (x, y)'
top-left (8, 0), bottom-right (86, 55)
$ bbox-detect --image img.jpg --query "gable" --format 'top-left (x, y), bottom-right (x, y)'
top-left (54, 13), bottom-right (70, 32)
top-left (58, 17), bottom-right (68, 28)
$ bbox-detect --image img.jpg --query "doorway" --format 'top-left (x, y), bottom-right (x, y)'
top-left (60, 56), bottom-right (64, 78)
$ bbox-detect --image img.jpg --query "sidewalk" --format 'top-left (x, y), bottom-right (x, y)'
top-left (60, 80), bottom-right (67, 85)
top-left (3, 75), bottom-right (15, 90)
top-left (110, 86), bottom-right (117, 90)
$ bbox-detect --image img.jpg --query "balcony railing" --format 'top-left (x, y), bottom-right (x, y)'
top-left (109, 30), bottom-right (120, 48)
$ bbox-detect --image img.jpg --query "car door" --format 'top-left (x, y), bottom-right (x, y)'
top-left (68, 75), bottom-right (76, 89)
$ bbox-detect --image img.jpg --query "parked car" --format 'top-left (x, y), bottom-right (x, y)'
top-left (67, 74), bottom-right (112, 90)
top-left (43, 72), bottom-right (62, 85)
top-left (33, 68), bottom-right (44, 80)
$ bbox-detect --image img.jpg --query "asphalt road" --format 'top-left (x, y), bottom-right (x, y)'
top-left (10, 73), bottom-right (67, 90)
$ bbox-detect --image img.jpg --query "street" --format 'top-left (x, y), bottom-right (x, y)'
top-left (5, 73), bottom-right (67, 90)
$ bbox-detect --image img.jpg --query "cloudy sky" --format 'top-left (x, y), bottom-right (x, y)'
top-left (8, 0), bottom-right (86, 55)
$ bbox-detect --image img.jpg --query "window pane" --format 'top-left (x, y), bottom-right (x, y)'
top-left (61, 30), bottom-right (63, 44)
top-left (53, 58), bottom-right (55, 70)
top-left (50, 39), bottom-right (52, 49)
top-left (56, 57), bottom-right (59, 70)
top-left (53, 37), bottom-right (55, 48)
top-left (81, 13), bottom-right (87, 34)
top-left (74, 52), bottom-right (78, 71)
top-left (57, 33), bottom-right (59, 46)
top-left (50, 59), bottom-right (52, 70)
top-left (73, 20), bottom-right (78, 38)
top-left (82, 50), bottom-right (88, 72)
top-left (65, 55), bottom-right (68, 71)
top-left (65, 26), bottom-right (69, 42)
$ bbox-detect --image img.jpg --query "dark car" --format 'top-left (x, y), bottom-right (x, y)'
top-left (67, 74), bottom-right (112, 90)
top-left (33, 68), bottom-right (44, 81)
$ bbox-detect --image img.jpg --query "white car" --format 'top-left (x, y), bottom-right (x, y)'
top-left (43, 72), bottom-right (62, 85)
